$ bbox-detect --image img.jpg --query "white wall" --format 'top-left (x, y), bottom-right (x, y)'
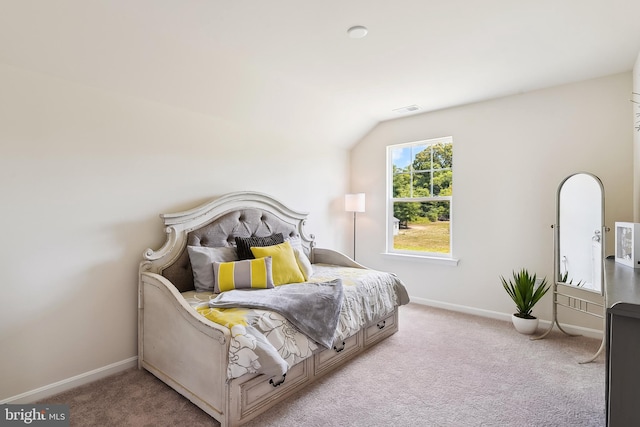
top-left (1, 63), bottom-right (633, 402)
top-left (350, 72), bottom-right (634, 330)
top-left (0, 64), bottom-right (350, 402)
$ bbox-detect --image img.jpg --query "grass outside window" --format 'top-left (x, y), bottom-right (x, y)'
top-left (393, 219), bottom-right (450, 253)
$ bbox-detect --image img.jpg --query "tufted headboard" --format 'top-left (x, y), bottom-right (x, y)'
top-left (140, 192), bottom-right (315, 292)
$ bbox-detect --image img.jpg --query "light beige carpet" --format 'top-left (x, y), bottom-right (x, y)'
top-left (41, 303), bottom-right (605, 426)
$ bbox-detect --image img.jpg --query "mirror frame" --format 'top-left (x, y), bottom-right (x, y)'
top-left (535, 172), bottom-right (606, 364)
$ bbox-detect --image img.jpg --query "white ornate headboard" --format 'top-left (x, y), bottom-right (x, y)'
top-left (140, 191), bottom-right (315, 292)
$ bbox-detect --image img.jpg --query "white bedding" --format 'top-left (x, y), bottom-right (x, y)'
top-left (183, 264), bottom-right (406, 380)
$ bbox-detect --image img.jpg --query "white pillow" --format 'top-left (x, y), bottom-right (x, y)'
top-left (187, 246), bottom-right (238, 292)
top-left (286, 236), bottom-right (302, 249)
top-left (293, 247), bottom-right (313, 281)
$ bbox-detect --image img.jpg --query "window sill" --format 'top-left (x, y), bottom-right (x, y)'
top-left (381, 252), bottom-right (460, 266)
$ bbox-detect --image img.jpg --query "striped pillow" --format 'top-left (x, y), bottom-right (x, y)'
top-left (213, 257), bottom-right (274, 293)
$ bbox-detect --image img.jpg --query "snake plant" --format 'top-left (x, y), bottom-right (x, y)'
top-left (501, 269), bottom-right (549, 319)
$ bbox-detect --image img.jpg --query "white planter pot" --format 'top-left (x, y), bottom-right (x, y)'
top-left (511, 314), bottom-right (539, 335)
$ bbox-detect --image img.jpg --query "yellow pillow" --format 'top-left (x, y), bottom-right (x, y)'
top-left (250, 241), bottom-right (305, 286)
top-left (212, 257), bottom-right (274, 293)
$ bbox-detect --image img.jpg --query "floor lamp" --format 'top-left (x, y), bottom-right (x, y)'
top-left (345, 193), bottom-right (365, 260)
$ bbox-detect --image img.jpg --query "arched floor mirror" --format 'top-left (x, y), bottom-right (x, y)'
top-left (533, 172), bottom-right (606, 363)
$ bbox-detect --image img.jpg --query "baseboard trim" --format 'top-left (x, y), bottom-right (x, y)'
top-left (1, 356), bottom-right (138, 404)
top-left (2, 297), bottom-right (603, 404)
top-left (410, 296), bottom-right (604, 339)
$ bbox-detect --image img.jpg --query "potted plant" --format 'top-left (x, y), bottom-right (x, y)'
top-left (500, 269), bottom-right (550, 334)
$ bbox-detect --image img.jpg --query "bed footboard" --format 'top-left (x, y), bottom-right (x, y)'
top-left (139, 272), bottom-right (231, 425)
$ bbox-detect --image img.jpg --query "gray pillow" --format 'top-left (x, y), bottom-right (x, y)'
top-left (187, 246), bottom-right (239, 292)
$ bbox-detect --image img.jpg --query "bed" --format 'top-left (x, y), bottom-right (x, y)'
top-left (138, 191), bottom-right (409, 426)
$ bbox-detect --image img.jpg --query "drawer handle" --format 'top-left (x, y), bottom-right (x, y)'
top-left (333, 341), bottom-right (346, 353)
top-left (377, 320), bottom-right (386, 330)
top-left (269, 373), bottom-right (286, 387)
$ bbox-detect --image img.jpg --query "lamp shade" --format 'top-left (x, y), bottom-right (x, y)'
top-left (345, 193), bottom-right (365, 213)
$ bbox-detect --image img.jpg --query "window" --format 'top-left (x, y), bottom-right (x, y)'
top-left (387, 137), bottom-right (453, 257)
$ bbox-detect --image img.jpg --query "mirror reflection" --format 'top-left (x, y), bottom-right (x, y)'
top-left (557, 173), bottom-right (604, 294)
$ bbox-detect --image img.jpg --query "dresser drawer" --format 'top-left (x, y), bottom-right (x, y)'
top-left (364, 310), bottom-right (398, 347)
top-left (314, 331), bottom-right (362, 376)
top-left (240, 359), bottom-right (310, 417)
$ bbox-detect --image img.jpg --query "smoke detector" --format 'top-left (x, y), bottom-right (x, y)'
top-left (347, 26), bottom-right (368, 39)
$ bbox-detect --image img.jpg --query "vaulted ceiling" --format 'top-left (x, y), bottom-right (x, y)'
top-left (2, 0), bottom-right (639, 148)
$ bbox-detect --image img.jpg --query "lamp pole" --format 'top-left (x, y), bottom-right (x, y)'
top-left (345, 193), bottom-right (365, 261)
top-left (353, 211), bottom-right (357, 260)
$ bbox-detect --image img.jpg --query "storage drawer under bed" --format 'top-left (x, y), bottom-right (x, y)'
top-left (240, 359), bottom-right (310, 418)
top-left (232, 308), bottom-right (400, 425)
top-left (314, 331), bottom-right (362, 376)
top-left (364, 310), bottom-right (397, 346)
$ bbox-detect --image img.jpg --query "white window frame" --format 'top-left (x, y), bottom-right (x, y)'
top-left (386, 136), bottom-right (455, 261)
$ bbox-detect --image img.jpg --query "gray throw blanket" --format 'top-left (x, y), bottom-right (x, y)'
top-left (208, 279), bottom-right (344, 348)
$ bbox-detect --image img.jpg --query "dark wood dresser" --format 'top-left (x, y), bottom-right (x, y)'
top-left (605, 258), bottom-right (640, 426)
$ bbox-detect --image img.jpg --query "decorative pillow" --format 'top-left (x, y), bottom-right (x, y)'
top-left (213, 257), bottom-right (274, 293)
top-left (250, 241), bottom-right (305, 286)
top-left (187, 246), bottom-right (239, 292)
top-left (286, 235), bottom-right (302, 249)
top-left (235, 233), bottom-right (285, 260)
top-left (293, 247), bottom-right (313, 281)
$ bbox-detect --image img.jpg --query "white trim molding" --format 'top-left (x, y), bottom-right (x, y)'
top-left (0, 357), bottom-right (138, 404)
top-left (382, 252), bottom-right (459, 266)
top-left (410, 296), bottom-right (603, 340)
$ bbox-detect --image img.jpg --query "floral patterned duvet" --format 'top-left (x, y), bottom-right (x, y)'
top-left (182, 264), bottom-right (408, 380)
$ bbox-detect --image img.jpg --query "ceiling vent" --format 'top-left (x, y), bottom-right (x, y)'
top-left (392, 104), bottom-right (422, 114)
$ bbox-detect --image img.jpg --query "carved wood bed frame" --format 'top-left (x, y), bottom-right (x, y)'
top-left (138, 191), bottom-right (400, 426)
